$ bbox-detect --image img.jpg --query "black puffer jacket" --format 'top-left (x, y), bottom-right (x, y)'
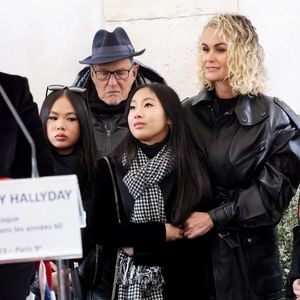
top-left (73, 61), bottom-right (166, 158)
top-left (182, 90), bottom-right (300, 300)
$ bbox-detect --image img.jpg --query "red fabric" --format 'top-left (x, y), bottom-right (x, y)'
top-left (36, 261), bottom-right (52, 289)
top-left (44, 261), bottom-right (52, 289)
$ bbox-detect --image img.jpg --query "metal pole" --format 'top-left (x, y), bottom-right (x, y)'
top-left (56, 259), bottom-right (72, 300)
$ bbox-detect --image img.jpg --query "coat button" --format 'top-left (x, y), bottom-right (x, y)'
top-left (260, 112), bottom-right (266, 116)
top-left (247, 238), bottom-right (252, 243)
top-left (242, 117), bottom-right (248, 122)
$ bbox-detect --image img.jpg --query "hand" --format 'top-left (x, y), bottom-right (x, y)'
top-left (122, 247), bottom-right (134, 256)
top-left (50, 261), bottom-right (58, 293)
top-left (165, 223), bottom-right (183, 241)
top-left (293, 278), bottom-right (300, 298)
top-left (183, 212), bottom-right (214, 238)
top-left (50, 261), bottom-right (72, 294)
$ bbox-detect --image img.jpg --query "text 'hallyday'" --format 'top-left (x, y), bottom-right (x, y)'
top-left (0, 190), bottom-right (72, 205)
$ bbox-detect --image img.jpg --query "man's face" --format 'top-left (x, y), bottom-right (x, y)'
top-left (90, 58), bottom-right (139, 105)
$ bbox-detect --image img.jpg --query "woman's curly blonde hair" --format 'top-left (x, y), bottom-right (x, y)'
top-left (198, 14), bottom-right (266, 95)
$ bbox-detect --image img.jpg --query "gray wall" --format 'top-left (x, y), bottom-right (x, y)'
top-left (103, 0), bottom-right (237, 103)
top-left (239, 0), bottom-right (300, 112)
top-left (1, 0), bottom-right (299, 112)
top-left (0, 0), bottom-right (104, 105)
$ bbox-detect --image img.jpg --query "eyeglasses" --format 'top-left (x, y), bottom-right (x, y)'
top-left (91, 64), bottom-right (134, 81)
top-left (46, 84), bottom-right (87, 98)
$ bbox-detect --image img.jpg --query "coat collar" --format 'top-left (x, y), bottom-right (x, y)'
top-left (190, 90), bottom-right (269, 126)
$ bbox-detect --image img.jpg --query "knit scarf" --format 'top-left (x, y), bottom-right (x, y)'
top-left (117, 145), bottom-right (174, 300)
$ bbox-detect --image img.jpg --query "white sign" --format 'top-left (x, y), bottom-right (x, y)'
top-left (0, 175), bottom-right (84, 263)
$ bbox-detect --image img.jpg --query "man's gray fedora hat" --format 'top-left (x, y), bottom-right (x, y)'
top-left (79, 27), bottom-right (145, 65)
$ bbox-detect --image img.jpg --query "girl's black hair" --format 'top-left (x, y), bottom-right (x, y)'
top-left (40, 89), bottom-right (97, 185)
top-left (114, 83), bottom-right (212, 225)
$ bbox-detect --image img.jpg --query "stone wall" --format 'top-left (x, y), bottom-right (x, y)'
top-left (102, 0), bottom-right (238, 100)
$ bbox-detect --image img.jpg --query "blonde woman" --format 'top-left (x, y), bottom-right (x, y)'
top-left (183, 14), bottom-right (300, 299)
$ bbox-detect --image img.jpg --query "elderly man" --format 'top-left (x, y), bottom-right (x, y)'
top-left (74, 27), bottom-right (165, 158)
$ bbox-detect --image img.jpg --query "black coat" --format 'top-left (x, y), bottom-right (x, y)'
top-left (0, 72), bottom-right (53, 178)
top-left (182, 90), bottom-right (300, 300)
top-left (88, 157), bottom-right (214, 300)
top-left (0, 72), bottom-right (53, 299)
top-left (51, 150), bottom-right (94, 260)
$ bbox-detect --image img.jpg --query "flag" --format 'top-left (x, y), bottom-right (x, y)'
top-left (37, 260), bottom-right (56, 300)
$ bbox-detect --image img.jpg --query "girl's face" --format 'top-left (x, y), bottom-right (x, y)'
top-left (200, 26), bottom-right (229, 85)
top-left (46, 95), bottom-right (80, 155)
top-left (128, 87), bottom-right (170, 145)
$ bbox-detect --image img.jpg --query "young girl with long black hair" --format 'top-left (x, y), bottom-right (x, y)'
top-left (88, 83), bottom-right (214, 300)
